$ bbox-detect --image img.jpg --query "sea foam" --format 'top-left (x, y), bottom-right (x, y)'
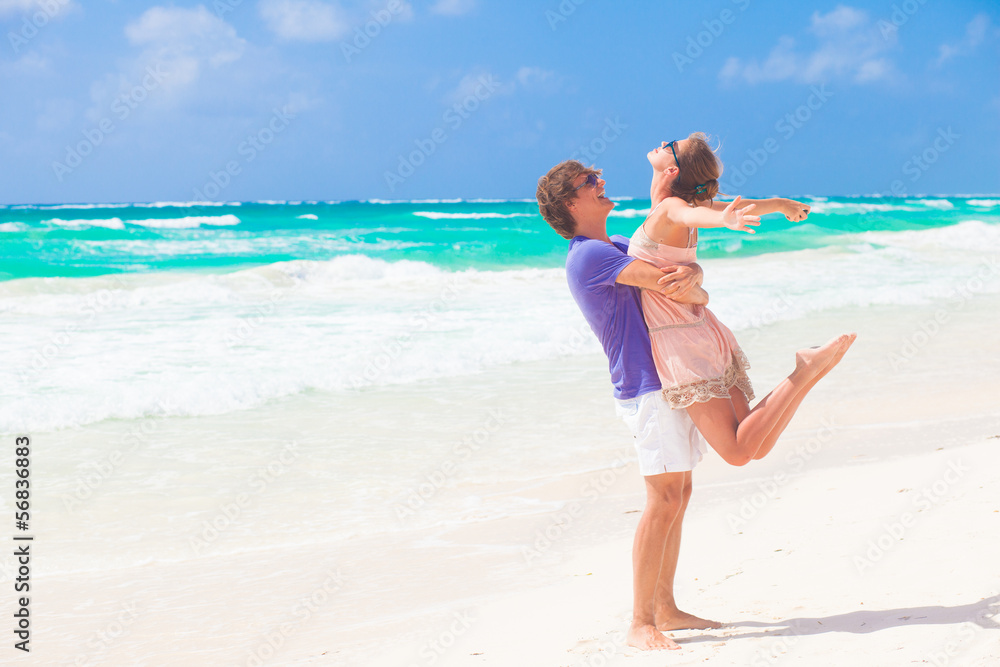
top-left (5, 218), bottom-right (1000, 435)
top-left (45, 217), bottom-right (126, 229)
top-left (412, 212), bottom-right (529, 219)
top-left (906, 198), bottom-right (954, 209)
top-left (608, 208), bottom-right (651, 217)
top-left (807, 202), bottom-right (914, 214)
top-left (125, 214), bottom-right (241, 229)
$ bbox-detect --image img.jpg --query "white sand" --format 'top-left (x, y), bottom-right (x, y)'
top-left (9, 295), bottom-right (1000, 666)
top-left (387, 435), bottom-right (1000, 667)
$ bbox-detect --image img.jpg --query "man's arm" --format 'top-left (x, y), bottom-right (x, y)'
top-left (616, 259), bottom-right (709, 305)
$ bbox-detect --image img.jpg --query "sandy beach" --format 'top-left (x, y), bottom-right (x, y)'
top-left (9, 286), bottom-right (998, 666)
top-left (350, 296), bottom-right (1000, 667)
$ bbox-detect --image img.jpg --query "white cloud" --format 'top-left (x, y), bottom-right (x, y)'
top-left (83, 6), bottom-right (246, 122)
top-left (935, 14), bottom-right (992, 66)
top-left (810, 4), bottom-right (866, 34)
top-left (720, 5), bottom-right (899, 85)
top-left (0, 0), bottom-right (33, 11)
top-left (0, 0), bottom-right (75, 18)
top-left (380, 0), bottom-right (414, 22)
top-left (126, 5), bottom-right (246, 80)
top-left (258, 0), bottom-right (350, 41)
top-left (0, 51), bottom-right (49, 76)
top-left (430, 0), bottom-right (475, 17)
top-left (854, 58), bottom-right (891, 83)
top-left (515, 66), bottom-right (554, 87)
top-left (36, 97), bottom-right (75, 131)
top-left (441, 66), bottom-right (563, 106)
top-left (444, 70), bottom-right (510, 105)
top-left (719, 36), bottom-right (798, 84)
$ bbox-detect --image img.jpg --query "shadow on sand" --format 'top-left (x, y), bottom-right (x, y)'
top-left (677, 594), bottom-right (1000, 644)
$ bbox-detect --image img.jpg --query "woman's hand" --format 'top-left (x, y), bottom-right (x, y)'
top-left (673, 286), bottom-right (709, 305)
top-left (780, 198), bottom-right (811, 222)
top-left (720, 196), bottom-right (761, 234)
top-left (657, 263), bottom-right (706, 303)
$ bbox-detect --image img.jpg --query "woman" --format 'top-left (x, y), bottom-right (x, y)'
top-left (629, 133), bottom-right (855, 465)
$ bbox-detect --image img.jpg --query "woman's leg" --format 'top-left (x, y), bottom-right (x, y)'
top-left (748, 332), bottom-right (856, 460)
top-left (686, 334), bottom-right (852, 466)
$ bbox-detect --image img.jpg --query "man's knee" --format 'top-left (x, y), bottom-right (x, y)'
top-left (645, 476), bottom-right (688, 517)
top-left (646, 498), bottom-right (684, 526)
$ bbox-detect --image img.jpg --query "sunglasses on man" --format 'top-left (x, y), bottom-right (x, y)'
top-left (574, 173), bottom-right (599, 191)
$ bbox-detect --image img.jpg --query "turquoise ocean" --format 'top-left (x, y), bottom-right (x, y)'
top-left (3, 194), bottom-right (1000, 585)
top-left (4, 195), bottom-right (1000, 438)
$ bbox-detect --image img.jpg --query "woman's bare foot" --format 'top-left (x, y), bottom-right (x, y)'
top-left (793, 334), bottom-right (852, 381)
top-left (627, 622), bottom-right (681, 650)
top-left (655, 609), bottom-right (723, 631)
top-left (813, 333), bottom-right (856, 380)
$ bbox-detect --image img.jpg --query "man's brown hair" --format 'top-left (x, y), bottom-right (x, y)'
top-left (536, 160), bottom-right (601, 239)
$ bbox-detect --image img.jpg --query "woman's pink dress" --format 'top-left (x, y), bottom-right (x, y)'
top-left (627, 220), bottom-right (754, 409)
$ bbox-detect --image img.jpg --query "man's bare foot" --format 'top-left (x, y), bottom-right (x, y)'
top-left (626, 622), bottom-right (680, 650)
top-left (655, 609), bottom-right (723, 631)
top-left (793, 334), bottom-right (852, 381)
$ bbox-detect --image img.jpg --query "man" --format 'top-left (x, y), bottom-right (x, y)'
top-left (536, 160), bottom-right (720, 651)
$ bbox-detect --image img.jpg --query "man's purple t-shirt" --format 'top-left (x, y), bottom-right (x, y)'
top-left (566, 234), bottom-right (661, 400)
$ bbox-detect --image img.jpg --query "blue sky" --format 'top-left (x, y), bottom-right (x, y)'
top-left (0, 0), bottom-right (997, 204)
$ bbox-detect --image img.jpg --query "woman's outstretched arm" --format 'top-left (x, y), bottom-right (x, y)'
top-left (651, 196), bottom-right (761, 234)
top-left (711, 197), bottom-right (811, 221)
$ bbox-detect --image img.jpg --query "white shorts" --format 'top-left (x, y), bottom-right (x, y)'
top-left (615, 390), bottom-right (706, 476)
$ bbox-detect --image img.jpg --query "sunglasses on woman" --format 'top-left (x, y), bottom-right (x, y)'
top-left (665, 140), bottom-right (680, 171)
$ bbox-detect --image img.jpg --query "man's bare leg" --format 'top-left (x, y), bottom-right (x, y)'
top-left (749, 333), bottom-right (856, 460)
top-left (652, 470), bottom-right (722, 631)
top-left (628, 472), bottom-right (685, 650)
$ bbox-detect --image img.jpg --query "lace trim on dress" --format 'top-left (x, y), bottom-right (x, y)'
top-left (633, 224), bottom-right (659, 250)
top-left (649, 318), bottom-right (705, 333)
top-left (635, 220), bottom-right (696, 250)
top-left (660, 348), bottom-right (756, 409)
